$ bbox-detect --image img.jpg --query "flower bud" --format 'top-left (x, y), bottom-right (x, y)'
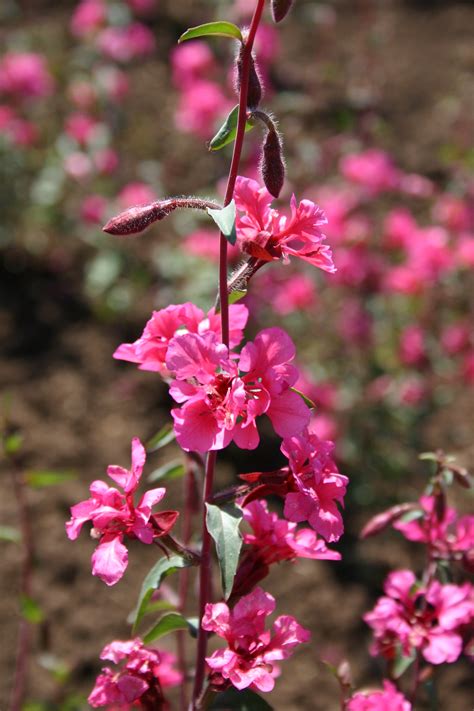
top-left (261, 127), bottom-right (285, 198)
top-left (360, 503), bottom-right (419, 539)
top-left (235, 47), bottom-right (262, 109)
top-left (103, 200), bottom-right (178, 235)
top-left (271, 0), bottom-right (295, 23)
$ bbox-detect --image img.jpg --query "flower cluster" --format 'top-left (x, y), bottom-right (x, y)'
top-left (88, 637), bottom-right (181, 708)
top-left (66, 438), bottom-right (178, 585)
top-left (345, 680), bottom-right (412, 711)
top-left (202, 587), bottom-right (310, 692)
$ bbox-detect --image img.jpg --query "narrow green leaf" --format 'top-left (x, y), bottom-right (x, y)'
top-left (206, 502), bottom-right (242, 600)
top-left (229, 289), bottom-right (247, 305)
top-left (210, 687), bottom-right (274, 710)
top-left (25, 470), bottom-right (76, 488)
top-left (146, 423), bottom-right (176, 453)
top-left (133, 555), bottom-right (191, 631)
top-left (20, 595), bottom-right (44, 624)
top-left (148, 460), bottom-right (185, 483)
top-left (0, 525), bottom-right (21, 542)
top-left (143, 612), bottom-right (189, 644)
top-left (419, 452), bottom-right (438, 462)
top-left (207, 200), bottom-right (237, 246)
top-left (179, 21), bottom-right (242, 44)
top-left (186, 616), bottom-right (199, 638)
top-left (392, 648), bottom-right (416, 679)
top-left (126, 599), bottom-right (175, 625)
top-left (398, 509), bottom-right (424, 524)
top-left (209, 105), bottom-right (255, 151)
top-left (290, 387), bottom-right (315, 409)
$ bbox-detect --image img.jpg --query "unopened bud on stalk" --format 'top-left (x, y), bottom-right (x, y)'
top-left (271, 0), bottom-right (295, 23)
top-left (103, 197), bottom-right (221, 236)
top-left (360, 503), bottom-right (419, 539)
top-left (261, 126), bottom-right (285, 198)
top-left (235, 45), bottom-right (263, 109)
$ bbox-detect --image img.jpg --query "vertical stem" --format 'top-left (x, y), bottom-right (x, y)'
top-left (10, 464), bottom-right (34, 711)
top-left (191, 2), bottom-right (265, 707)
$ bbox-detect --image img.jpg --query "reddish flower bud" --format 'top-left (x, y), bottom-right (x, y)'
top-left (261, 127), bottom-right (285, 198)
top-left (360, 503), bottom-right (419, 539)
top-left (235, 47), bottom-right (263, 109)
top-left (103, 197), bottom-right (221, 236)
top-left (271, 0), bottom-right (295, 23)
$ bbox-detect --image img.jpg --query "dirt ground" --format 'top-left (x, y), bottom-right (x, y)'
top-left (1, 1), bottom-right (473, 709)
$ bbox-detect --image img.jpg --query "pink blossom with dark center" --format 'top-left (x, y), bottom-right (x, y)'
top-left (114, 302), bottom-right (248, 375)
top-left (346, 680), bottom-right (412, 711)
top-left (393, 495), bottom-right (474, 564)
top-left (364, 570), bottom-right (474, 665)
top-left (89, 637), bottom-right (181, 709)
top-left (166, 327), bottom-right (310, 451)
top-left (66, 438), bottom-right (178, 585)
top-left (234, 176), bottom-right (335, 272)
top-left (203, 587), bottom-right (310, 692)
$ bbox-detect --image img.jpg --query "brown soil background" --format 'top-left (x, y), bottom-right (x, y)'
top-left (1, 1), bottom-right (473, 709)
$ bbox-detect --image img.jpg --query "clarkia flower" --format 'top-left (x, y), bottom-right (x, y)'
top-left (166, 327), bottom-right (311, 451)
top-left (234, 176), bottom-right (335, 272)
top-left (89, 637), bottom-right (181, 709)
top-left (364, 570), bottom-right (474, 665)
top-left (346, 680), bottom-right (412, 711)
top-left (66, 438), bottom-right (178, 585)
top-left (114, 302), bottom-right (248, 375)
top-left (203, 587), bottom-right (310, 692)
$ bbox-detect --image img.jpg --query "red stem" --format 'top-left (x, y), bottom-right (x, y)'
top-left (191, 3), bottom-right (265, 707)
top-left (10, 466), bottom-right (34, 711)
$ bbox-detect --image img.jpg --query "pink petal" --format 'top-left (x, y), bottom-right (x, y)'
top-left (267, 389), bottom-right (310, 438)
top-left (92, 536), bottom-right (128, 586)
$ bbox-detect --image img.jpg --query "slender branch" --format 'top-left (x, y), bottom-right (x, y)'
top-left (10, 464), bottom-right (34, 711)
top-left (191, 3), bottom-right (266, 707)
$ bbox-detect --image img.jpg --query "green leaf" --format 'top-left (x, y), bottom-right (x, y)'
top-left (146, 423), bottom-right (176, 453)
top-left (20, 595), bottom-right (44, 624)
top-left (25, 470), bottom-right (76, 488)
top-left (392, 648), bottom-right (416, 679)
top-left (0, 525), bottom-right (20, 542)
top-left (148, 460), bottom-right (185, 483)
top-left (186, 616), bottom-right (199, 638)
top-left (398, 508), bottom-right (424, 524)
top-left (206, 502), bottom-right (242, 600)
top-left (144, 612), bottom-right (189, 643)
top-left (4, 432), bottom-right (23, 455)
top-left (290, 387), bottom-right (315, 409)
top-left (179, 21), bottom-right (242, 44)
top-left (209, 105), bottom-right (255, 151)
top-left (126, 599), bottom-right (175, 625)
top-left (419, 452), bottom-right (438, 462)
top-left (207, 200), bottom-right (237, 246)
top-left (229, 289), bottom-right (247, 305)
top-left (210, 687), bottom-right (274, 710)
top-left (133, 555), bottom-right (191, 631)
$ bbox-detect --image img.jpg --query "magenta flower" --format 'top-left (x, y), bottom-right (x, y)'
top-left (339, 149), bottom-right (401, 195)
top-left (281, 431), bottom-right (348, 542)
top-left (166, 327), bottom-right (310, 451)
top-left (202, 587), bottom-right (310, 692)
top-left (89, 637), bottom-right (182, 708)
top-left (393, 495), bottom-right (474, 565)
top-left (114, 302), bottom-right (248, 375)
top-left (0, 52), bottom-right (53, 100)
top-left (346, 680), bottom-right (412, 711)
top-left (66, 438), bottom-right (178, 585)
top-left (364, 570), bottom-right (474, 665)
top-left (234, 176), bottom-right (335, 272)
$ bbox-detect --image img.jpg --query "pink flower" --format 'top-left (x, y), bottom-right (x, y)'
top-left (203, 588), bottom-right (310, 692)
top-left (80, 195), bottom-right (108, 225)
top-left (167, 327), bottom-right (310, 451)
top-left (383, 208), bottom-right (418, 250)
top-left (97, 23), bottom-right (155, 63)
top-left (234, 176), bottom-right (335, 272)
top-left (0, 52), bottom-right (53, 100)
top-left (399, 325), bottom-right (426, 366)
top-left (118, 182), bottom-right (157, 210)
top-left (70, 0), bottom-right (106, 37)
top-left (66, 438), bottom-right (178, 585)
top-left (65, 112), bottom-right (100, 145)
top-left (364, 570), bottom-right (474, 665)
top-left (281, 431), bottom-right (348, 542)
top-left (346, 680), bottom-right (412, 711)
top-left (394, 495), bottom-right (474, 562)
top-left (89, 638), bottom-right (181, 708)
top-left (440, 322), bottom-right (470, 355)
top-left (171, 42), bottom-right (216, 89)
top-left (114, 302), bottom-right (248, 374)
top-left (340, 149), bottom-right (400, 195)
top-left (94, 147), bottom-right (120, 175)
top-left (457, 234), bottom-right (474, 268)
top-left (184, 228), bottom-right (240, 263)
top-left (175, 80), bottom-right (231, 138)
top-left (64, 152), bottom-right (93, 180)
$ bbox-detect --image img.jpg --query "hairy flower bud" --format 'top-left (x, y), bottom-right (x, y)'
top-left (103, 197), bottom-right (221, 236)
top-left (261, 127), bottom-right (285, 198)
top-left (235, 47), bottom-right (262, 109)
top-left (271, 0), bottom-right (295, 23)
